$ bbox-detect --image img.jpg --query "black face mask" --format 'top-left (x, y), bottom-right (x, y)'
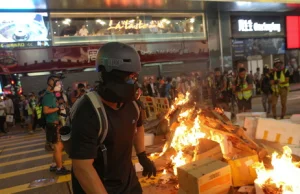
top-left (98, 70), bottom-right (139, 103)
top-left (100, 82), bottom-right (139, 103)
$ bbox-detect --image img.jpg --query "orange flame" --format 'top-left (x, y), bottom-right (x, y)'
top-left (253, 146), bottom-right (300, 193)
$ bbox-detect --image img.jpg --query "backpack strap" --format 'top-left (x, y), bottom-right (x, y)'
top-left (85, 92), bottom-right (108, 180)
top-left (86, 92), bottom-right (108, 144)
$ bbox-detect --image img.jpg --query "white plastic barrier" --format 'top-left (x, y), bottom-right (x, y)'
top-left (256, 118), bottom-right (300, 145)
top-left (236, 112), bottom-right (266, 127)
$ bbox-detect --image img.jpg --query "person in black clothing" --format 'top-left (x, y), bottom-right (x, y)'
top-left (212, 68), bottom-right (228, 110)
top-left (70, 42), bottom-right (156, 194)
top-left (71, 83), bottom-right (86, 104)
top-left (147, 77), bottom-right (158, 97)
top-left (260, 67), bottom-right (272, 114)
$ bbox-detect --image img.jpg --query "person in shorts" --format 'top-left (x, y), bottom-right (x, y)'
top-left (42, 75), bottom-right (70, 175)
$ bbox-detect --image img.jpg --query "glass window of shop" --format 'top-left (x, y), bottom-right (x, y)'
top-left (51, 14), bottom-right (205, 46)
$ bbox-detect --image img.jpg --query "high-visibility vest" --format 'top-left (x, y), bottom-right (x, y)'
top-left (237, 76), bottom-right (252, 100)
top-left (35, 106), bottom-right (42, 119)
top-left (272, 69), bottom-right (289, 93)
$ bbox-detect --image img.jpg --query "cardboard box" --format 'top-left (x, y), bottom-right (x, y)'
top-left (236, 112), bottom-right (266, 127)
top-left (227, 154), bottom-right (258, 187)
top-left (195, 139), bottom-right (224, 161)
top-left (244, 117), bottom-right (258, 140)
top-left (256, 118), bottom-right (300, 145)
top-left (177, 158), bottom-right (232, 194)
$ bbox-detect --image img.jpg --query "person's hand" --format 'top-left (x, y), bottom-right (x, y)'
top-left (274, 80), bottom-right (279, 84)
top-left (137, 152), bottom-right (156, 178)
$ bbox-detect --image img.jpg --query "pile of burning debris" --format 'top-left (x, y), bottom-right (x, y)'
top-left (149, 93), bottom-right (300, 194)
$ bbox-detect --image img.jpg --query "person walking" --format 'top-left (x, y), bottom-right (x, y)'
top-left (43, 75), bottom-right (71, 175)
top-left (270, 58), bottom-right (290, 119)
top-left (261, 67), bottom-right (272, 115)
top-left (70, 42), bottom-right (156, 194)
top-left (233, 68), bottom-right (253, 113)
top-left (254, 68), bottom-right (262, 95)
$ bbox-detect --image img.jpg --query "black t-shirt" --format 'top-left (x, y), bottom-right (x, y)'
top-left (70, 97), bottom-right (142, 194)
top-left (270, 70), bottom-right (290, 81)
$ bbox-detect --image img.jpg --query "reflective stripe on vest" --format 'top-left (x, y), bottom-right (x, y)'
top-left (271, 69), bottom-right (289, 93)
top-left (237, 77), bottom-right (252, 100)
top-left (36, 106), bottom-right (42, 119)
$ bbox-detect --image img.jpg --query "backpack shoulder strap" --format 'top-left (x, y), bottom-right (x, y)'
top-left (86, 92), bottom-right (108, 144)
top-left (86, 92), bottom-right (109, 180)
top-left (132, 101), bottom-right (140, 121)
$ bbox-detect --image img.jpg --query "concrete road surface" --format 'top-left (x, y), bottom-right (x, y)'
top-left (252, 90), bottom-right (300, 116)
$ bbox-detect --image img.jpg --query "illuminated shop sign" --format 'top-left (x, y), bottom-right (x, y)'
top-left (238, 19), bottom-right (281, 33)
top-left (107, 19), bottom-right (168, 30)
top-left (231, 16), bottom-right (284, 37)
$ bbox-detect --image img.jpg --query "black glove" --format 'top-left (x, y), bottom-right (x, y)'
top-left (137, 152), bottom-right (156, 178)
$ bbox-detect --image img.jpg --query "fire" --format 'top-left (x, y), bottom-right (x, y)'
top-left (160, 92), bottom-right (225, 176)
top-left (160, 92), bottom-right (208, 175)
top-left (215, 107), bottom-right (224, 114)
top-left (165, 92), bottom-right (190, 124)
top-left (253, 146), bottom-right (300, 193)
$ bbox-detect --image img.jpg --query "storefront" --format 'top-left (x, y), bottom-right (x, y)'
top-left (50, 12), bottom-right (206, 46)
top-left (230, 15), bottom-right (286, 72)
top-left (0, 10), bottom-right (209, 93)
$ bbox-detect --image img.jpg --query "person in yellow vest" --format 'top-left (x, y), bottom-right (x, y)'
top-left (270, 58), bottom-right (290, 119)
top-left (233, 68), bottom-right (253, 113)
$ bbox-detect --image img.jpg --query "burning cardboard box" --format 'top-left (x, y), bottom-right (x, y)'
top-left (177, 158), bottom-right (232, 194)
top-left (227, 153), bottom-right (259, 187)
top-left (253, 146), bottom-right (300, 194)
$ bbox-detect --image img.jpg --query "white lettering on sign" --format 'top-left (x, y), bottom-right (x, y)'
top-left (88, 49), bottom-right (98, 62)
top-left (238, 19), bottom-right (281, 33)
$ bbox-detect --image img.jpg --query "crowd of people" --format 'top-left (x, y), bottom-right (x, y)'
top-left (139, 58), bottom-right (291, 120)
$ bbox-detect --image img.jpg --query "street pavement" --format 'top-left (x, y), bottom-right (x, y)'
top-left (0, 131), bottom-right (172, 194)
top-left (0, 89), bottom-right (299, 194)
top-left (252, 90), bottom-right (300, 116)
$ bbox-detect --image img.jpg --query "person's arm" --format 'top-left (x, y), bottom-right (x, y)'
top-left (70, 99), bottom-right (108, 194)
top-left (43, 106), bottom-right (59, 115)
top-left (73, 159), bottom-right (107, 194)
top-left (134, 125), bottom-right (145, 154)
top-left (42, 94), bottom-right (59, 115)
top-left (133, 108), bottom-right (156, 178)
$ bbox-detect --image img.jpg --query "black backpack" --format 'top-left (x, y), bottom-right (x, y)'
top-left (60, 91), bottom-right (140, 177)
